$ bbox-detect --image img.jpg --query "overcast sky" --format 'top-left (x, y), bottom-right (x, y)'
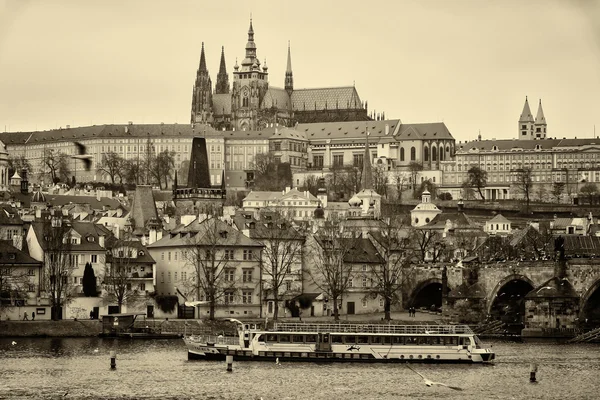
top-left (1, 0), bottom-right (599, 143)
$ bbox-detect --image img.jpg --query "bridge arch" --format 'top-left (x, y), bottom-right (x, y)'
top-left (487, 274), bottom-right (535, 322)
top-left (408, 278), bottom-right (449, 310)
top-left (579, 277), bottom-right (600, 325)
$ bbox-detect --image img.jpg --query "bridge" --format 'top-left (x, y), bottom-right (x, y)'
top-left (403, 258), bottom-right (600, 331)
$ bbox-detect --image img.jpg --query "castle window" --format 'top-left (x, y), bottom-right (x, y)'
top-left (400, 147), bottom-right (405, 161)
top-left (411, 147), bottom-right (416, 161)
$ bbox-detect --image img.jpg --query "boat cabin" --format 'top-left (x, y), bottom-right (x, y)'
top-left (101, 313), bottom-right (145, 336)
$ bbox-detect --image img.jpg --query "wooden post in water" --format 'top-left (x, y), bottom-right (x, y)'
top-left (110, 351), bottom-right (117, 370)
top-left (529, 363), bottom-right (537, 382)
top-left (226, 355), bottom-right (233, 372)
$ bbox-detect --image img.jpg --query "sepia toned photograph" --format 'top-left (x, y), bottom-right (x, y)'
top-left (1, 1), bottom-right (600, 399)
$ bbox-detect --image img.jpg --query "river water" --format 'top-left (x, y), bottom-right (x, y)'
top-left (0, 337), bottom-right (598, 400)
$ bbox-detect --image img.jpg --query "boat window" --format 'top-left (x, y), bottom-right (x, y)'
top-left (445, 336), bottom-right (458, 346)
top-left (474, 335), bottom-right (482, 349)
top-left (344, 335), bottom-right (356, 344)
top-left (331, 335), bottom-right (343, 344)
top-left (431, 337), bottom-right (442, 345)
top-left (383, 336), bottom-right (391, 344)
top-left (266, 334), bottom-right (278, 342)
top-left (357, 336), bottom-right (369, 344)
top-left (371, 336), bottom-right (382, 344)
top-left (305, 334), bottom-right (317, 343)
top-left (279, 335), bottom-right (290, 343)
top-left (392, 336), bottom-right (403, 345)
top-left (417, 337), bottom-right (428, 345)
top-left (459, 337), bottom-right (470, 346)
top-left (292, 335), bottom-right (304, 343)
top-left (406, 337), bottom-right (418, 345)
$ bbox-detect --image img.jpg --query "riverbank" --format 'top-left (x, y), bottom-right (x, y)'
top-left (0, 320), bottom-right (102, 337)
top-left (0, 311), bottom-right (444, 337)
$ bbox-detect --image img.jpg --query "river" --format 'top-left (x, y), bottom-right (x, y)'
top-left (0, 337), bottom-right (598, 400)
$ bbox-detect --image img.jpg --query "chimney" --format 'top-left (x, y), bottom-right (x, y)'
top-left (98, 235), bottom-right (105, 248)
top-left (35, 208), bottom-right (41, 219)
top-left (12, 234), bottom-right (22, 251)
top-left (96, 190), bottom-right (101, 202)
top-left (286, 186), bottom-right (291, 193)
top-left (385, 124), bottom-right (389, 135)
top-left (457, 199), bottom-right (464, 211)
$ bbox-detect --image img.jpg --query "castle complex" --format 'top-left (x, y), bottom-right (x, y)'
top-left (190, 19), bottom-right (369, 131)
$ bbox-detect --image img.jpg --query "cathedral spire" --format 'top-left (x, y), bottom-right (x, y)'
top-left (215, 46), bottom-right (230, 94)
top-left (199, 42), bottom-right (207, 72)
top-left (361, 128), bottom-right (373, 191)
top-left (243, 17), bottom-right (258, 68)
top-left (285, 41), bottom-right (293, 95)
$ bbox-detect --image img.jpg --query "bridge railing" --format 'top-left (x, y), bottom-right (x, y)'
top-left (273, 323), bottom-right (473, 335)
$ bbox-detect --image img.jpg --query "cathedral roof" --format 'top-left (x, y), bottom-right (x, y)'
top-left (291, 86), bottom-right (362, 112)
top-left (212, 93), bottom-right (232, 115)
top-left (535, 100), bottom-right (546, 125)
top-left (262, 87), bottom-right (291, 109)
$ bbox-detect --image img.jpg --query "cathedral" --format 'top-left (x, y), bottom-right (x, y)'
top-left (191, 19), bottom-right (370, 131)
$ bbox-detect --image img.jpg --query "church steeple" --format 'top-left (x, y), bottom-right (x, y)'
top-left (361, 129), bottom-right (373, 191)
top-left (215, 46), bottom-right (230, 94)
top-left (534, 99), bottom-right (547, 139)
top-left (285, 41), bottom-right (294, 95)
top-left (199, 42), bottom-right (207, 72)
top-left (518, 96), bottom-right (534, 140)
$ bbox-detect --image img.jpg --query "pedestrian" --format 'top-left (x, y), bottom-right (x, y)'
top-left (31, 312), bottom-right (35, 321)
top-left (23, 312), bottom-right (29, 321)
top-left (89, 310), bottom-right (94, 320)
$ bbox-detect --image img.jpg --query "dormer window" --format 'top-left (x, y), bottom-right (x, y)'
top-left (8, 253), bottom-right (15, 260)
top-left (219, 231), bottom-right (228, 239)
top-left (87, 236), bottom-right (95, 242)
top-left (138, 250), bottom-right (145, 256)
top-left (492, 145), bottom-right (498, 151)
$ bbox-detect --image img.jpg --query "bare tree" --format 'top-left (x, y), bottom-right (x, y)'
top-left (252, 212), bottom-right (304, 320)
top-left (513, 167), bottom-right (534, 213)
top-left (42, 149), bottom-right (71, 184)
top-left (392, 170), bottom-right (408, 203)
top-left (302, 175), bottom-right (319, 197)
top-left (372, 164), bottom-right (388, 197)
top-left (368, 217), bottom-right (414, 320)
top-left (39, 217), bottom-right (75, 320)
top-left (408, 161), bottom-right (423, 192)
top-left (103, 239), bottom-right (146, 313)
top-left (467, 166), bottom-right (488, 200)
top-left (151, 150), bottom-right (176, 190)
top-left (123, 159), bottom-right (142, 185)
top-left (306, 217), bottom-right (359, 321)
top-left (551, 181), bottom-right (565, 203)
top-left (535, 184), bottom-right (548, 203)
top-left (0, 265), bottom-right (29, 319)
top-left (181, 218), bottom-right (248, 320)
top-left (580, 182), bottom-right (598, 205)
top-left (7, 155), bottom-right (32, 178)
top-left (97, 151), bottom-right (124, 184)
top-left (461, 181), bottom-right (475, 200)
top-left (410, 227), bottom-right (446, 263)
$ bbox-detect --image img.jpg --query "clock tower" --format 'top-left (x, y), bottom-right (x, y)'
top-left (231, 18), bottom-right (269, 131)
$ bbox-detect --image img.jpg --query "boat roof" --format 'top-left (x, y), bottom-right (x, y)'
top-left (268, 323), bottom-right (474, 335)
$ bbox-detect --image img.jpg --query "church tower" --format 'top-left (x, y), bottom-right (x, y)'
top-left (285, 42), bottom-right (293, 96)
top-left (215, 46), bottom-right (230, 94)
top-left (534, 99), bottom-right (547, 139)
top-left (518, 96), bottom-right (534, 140)
top-left (191, 43), bottom-right (213, 124)
top-left (231, 18), bottom-right (269, 131)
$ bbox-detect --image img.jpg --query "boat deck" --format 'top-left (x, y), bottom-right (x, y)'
top-left (271, 323), bottom-right (473, 335)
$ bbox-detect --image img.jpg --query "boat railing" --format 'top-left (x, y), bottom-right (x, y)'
top-left (273, 323), bottom-right (473, 335)
top-left (186, 335), bottom-right (240, 345)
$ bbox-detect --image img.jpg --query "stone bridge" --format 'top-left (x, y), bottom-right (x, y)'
top-left (403, 259), bottom-right (600, 326)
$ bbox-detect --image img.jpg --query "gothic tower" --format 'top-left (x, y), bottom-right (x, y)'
top-left (215, 46), bottom-right (230, 94)
top-left (518, 96), bottom-right (534, 140)
top-left (231, 18), bottom-right (270, 131)
top-left (285, 42), bottom-right (293, 96)
top-left (534, 99), bottom-right (547, 139)
top-left (191, 43), bottom-right (213, 124)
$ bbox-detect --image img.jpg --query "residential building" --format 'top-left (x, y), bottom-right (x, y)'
top-left (0, 240), bottom-right (44, 320)
top-left (485, 214), bottom-right (513, 236)
top-left (242, 187), bottom-right (320, 220)
top-left (147, 216), bottom-right (264, 318)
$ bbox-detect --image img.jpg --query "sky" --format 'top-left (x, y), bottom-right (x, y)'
top-left (0, 0), bottom-right (599, 143)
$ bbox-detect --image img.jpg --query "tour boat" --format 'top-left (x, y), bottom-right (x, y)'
top-left (184, 319), bottom-right (495, 363)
